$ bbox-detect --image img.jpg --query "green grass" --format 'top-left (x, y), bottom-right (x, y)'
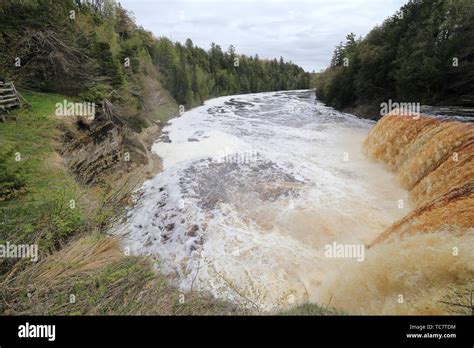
top-left (0, 91), bottom-right (84, 264)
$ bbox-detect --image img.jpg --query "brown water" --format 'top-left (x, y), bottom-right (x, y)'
top-left (114, 92), bottom-right (473, 314)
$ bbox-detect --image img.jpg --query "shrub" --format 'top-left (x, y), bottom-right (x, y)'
top-left (0, 145), bottom-right (25, 201)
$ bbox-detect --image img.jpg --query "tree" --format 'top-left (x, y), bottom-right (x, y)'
top-left (315, 0), bottom-right (474, 114)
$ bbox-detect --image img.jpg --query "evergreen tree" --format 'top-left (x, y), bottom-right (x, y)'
top-left (314, 0), bottom-right (474, 114)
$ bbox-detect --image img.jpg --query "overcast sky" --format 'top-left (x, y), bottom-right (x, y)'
top-left (119, 0), bottom-right (408, 72)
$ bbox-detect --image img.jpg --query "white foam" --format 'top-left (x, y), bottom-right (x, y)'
top-left (153, 130), bottom-right (245, 168)
top-left (113, 90), bottom-right (411, 311)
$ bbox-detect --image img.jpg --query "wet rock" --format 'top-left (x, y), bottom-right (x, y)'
top-left (186, 224), bottom-right (199, 237)
top-left (181, 158), bottom-right (303, 210)
top-left (161, 135), bottom-right (171, 143)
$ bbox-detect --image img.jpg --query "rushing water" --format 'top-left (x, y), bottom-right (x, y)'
top-left (114, 90), bottom-right (412, 311)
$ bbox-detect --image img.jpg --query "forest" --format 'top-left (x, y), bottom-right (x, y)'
top-left (0, 0), bottom-right (310, 108)
top-left (313, 0), bottom-right (474, 117)
top-left (0, 0), bottom-right (310, 285)
top-left (0, 0), bottom-right (315, 316)
top-left (155, 38), bottom-right (310, 106)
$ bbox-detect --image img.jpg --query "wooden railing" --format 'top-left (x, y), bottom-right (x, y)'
top-left (0, 81), bottom-right (21, 111)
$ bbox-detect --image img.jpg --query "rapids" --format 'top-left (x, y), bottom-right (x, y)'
top-left (113, 90), bottom-right (473, 314)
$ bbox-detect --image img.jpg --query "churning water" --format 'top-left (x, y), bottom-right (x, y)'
top-left (114, 90), bottom-right (414, 311)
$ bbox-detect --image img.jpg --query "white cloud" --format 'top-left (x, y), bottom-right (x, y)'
top-left (120, 0), bottom-right (408, 71)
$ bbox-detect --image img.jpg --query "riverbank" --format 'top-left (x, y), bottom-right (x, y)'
top-left (0, 90), bottom-right (338, 315)
top-left (342, 103), bottom-right (474, 121)
top-left (0, 90), bottom-right (240, 315)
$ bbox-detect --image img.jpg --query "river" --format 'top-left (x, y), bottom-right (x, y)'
top-left (114, 90), bottom-right (412, 311)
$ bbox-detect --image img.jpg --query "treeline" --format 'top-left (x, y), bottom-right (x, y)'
top-left (0, 0), bottom-right (309, 108)
top-left (0, 0), bottom-right (125, 95)
top-left (153, 38), bottom-right (310, 106)
top-left (314, 0), bottom-right (474, 115)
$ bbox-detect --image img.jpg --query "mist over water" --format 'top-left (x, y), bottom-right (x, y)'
top-left (114, 90), bottom-right (413, 311)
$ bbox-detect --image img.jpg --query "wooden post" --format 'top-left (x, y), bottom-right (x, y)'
top-left (0, 81), bottom-right (22, 115)
top-left (11, 82), bottom-right (29, 107)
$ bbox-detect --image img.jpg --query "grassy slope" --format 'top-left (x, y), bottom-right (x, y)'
top-left (1, 235), bottom-right (244, 315)
top-left (0, 91), bottom-right (244, 315)
top-left (0, 91), bottom-right (336, 315)
top-left (0, 91), bottom-right (84, 254)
